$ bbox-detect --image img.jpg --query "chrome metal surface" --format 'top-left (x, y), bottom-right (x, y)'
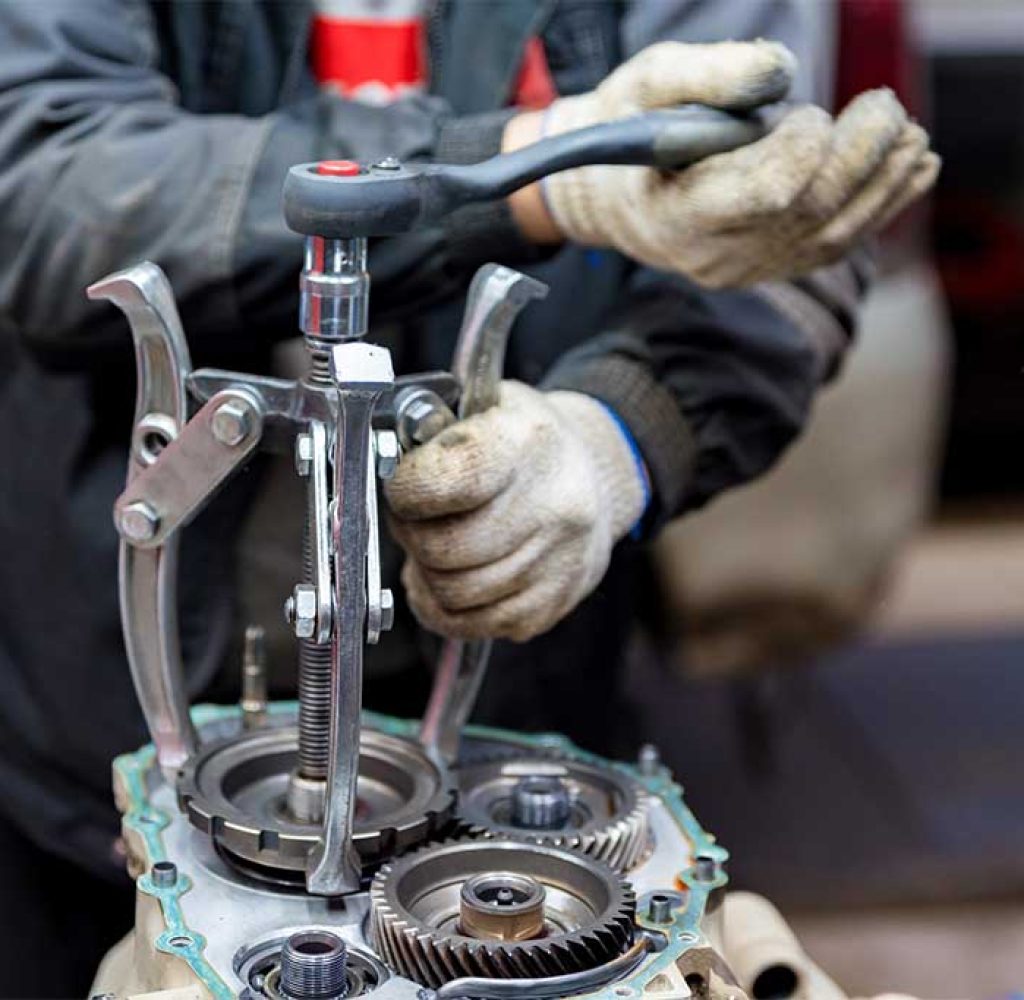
top-left (394, 387), bottom-right (456, 451)
top-left (369, 839), bottom-right (634, 988)
top-left (87, 262), bottom-right (197, 779)
top-left (456, 757), bottom-right (651, 873)
top-left (432, 937), bottom-right (651, 1000)
top-left (308, 421), bottom-right (334, 645)
top-left (306, 341), bottom-right (394, 896)
top-left (300, 237), bottom-right (369, 344)
top-left (374, 430), bottom-right (400, 481)
top-left (509, 776), bottom-right (571, 831)
top-left (280, 931), bottom-right (349, 999)
top-left (365, 440), bottom-right (384, 645)
top-left (178, 726), bottom-right (456, 876)
top-left (419, 265), bottom-right (548, 765)
top-left (295, 421), bottom-right (334, 787)
top-left (114, 387), bottom-right (264, 549)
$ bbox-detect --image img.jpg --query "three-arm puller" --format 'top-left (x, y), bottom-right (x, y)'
top-left (88, 106), bottom-right (765, 896)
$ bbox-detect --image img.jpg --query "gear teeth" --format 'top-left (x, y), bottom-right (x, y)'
top-left (456, 757), bottom-right (652, 872)
top-left (369, 838), bottom-right (636, 988)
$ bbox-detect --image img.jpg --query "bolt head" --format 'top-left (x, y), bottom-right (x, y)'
top-left (210, 398), bottom-right (252, 447)
top-left (404, 398), bottom-right (453, 447)
top-left (291, 584), bottom-right (317, 639)
top-left (120, 501), bottom-right (160, 542)
top-left (380, 588), bottom-right (395, 631)
top-left (373, 156), bottom-right (402, 171)
top-left (294, 432), bottom-right (313, 477)
top-left (375, 429), bottom-right (400, 480)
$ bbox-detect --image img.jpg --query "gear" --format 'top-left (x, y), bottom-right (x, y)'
top-left (455, 757), bottom-right (651, 872)
top-left (178, 726), bottom-right (456, 881)
top-left (369, 839), bottom-right (636, 988)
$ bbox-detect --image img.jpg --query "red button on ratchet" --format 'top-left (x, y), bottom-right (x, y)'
top-left (316, 160), bottom-right (361, 177)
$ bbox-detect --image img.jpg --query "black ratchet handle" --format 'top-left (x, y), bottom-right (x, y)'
top-left (283, 104), bottom-right (769, 238)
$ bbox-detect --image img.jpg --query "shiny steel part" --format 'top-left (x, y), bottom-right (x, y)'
top-left (459, 873), bottom-right (547, 942)
top-left (419, 265), bottom-right (548, 765)
top-left (456, 758), bottom-right (651, 873)
top-left (280, 931), bottom-right (349, 999)
top-left (369, 839), bottom-right (635, 988)
top-left (295, 420), bottom-right (334, 787)
top-left (510, 776), bottom-right (571, 830)
top-left (308, 421), bottom-right (334, 645)
top-left (87, 263), bottom-right (197, 779)
top-left (249, 941), bottom-right (388, 1000)
top-left (365, 434), bottom-right (385, 645)
top-left (300, 236), bottom-right (369, 346)
top-left (431, 937), bottom-right (652, 1000)
top-left (177, 726), bottom-right (456, 877)
top-left (241, 626), bottom-right (268, 731)
top-left (307, 341), bottom-right (394, 896)
top-left (394, 387), bottom-right (455, 451)
top-left (114, 387), bottom-right (264, 549)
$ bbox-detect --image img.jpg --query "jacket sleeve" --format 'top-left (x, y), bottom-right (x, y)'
top-left (0, 0), bottom-right (521, 365)
top-left (542, 254), bottom-right (872, 529)
top-left (542, 0), bottom-right (871, 529)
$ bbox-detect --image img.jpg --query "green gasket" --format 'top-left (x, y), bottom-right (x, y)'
top-left (114, 704), bottom-right (728, 1000)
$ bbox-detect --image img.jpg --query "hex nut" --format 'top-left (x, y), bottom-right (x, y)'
top-left (210, 398), bottom-right (252, 447)
top-left (380, 588), bottom-right (395, 632)
top-left (294, 432), bottom-right (313, 477)
top-left (120, 500), bottom-right (160, 543)
top-left (375, 430), bottom-right (400, 480)
top-left (291, 584), bottom-right (318, 640)
top-left (405, 398), bottom-right (451, 446)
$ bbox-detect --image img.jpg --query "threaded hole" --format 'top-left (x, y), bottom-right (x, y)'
top-left (753, 964), bottom-right (799, 999)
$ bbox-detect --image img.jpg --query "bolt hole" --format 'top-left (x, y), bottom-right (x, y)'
top-left (685, 974), bottom-right (707, 998)
top-left (614, 990), bottom-right (632, 998)
top-left (168, 935), bottom-right (192, 949)
top-left (142, 431), bottom-right (169, 457)
top-left (752, 964), bottom-right (799, 999)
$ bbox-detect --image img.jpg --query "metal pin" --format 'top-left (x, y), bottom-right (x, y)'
top-left (637, 743), bottom-right (661, 776)
top-left (241, 625), bottom-right (268, 730)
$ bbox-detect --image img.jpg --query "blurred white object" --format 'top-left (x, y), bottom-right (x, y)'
top-left (655, 261), bottom-right (952, 675)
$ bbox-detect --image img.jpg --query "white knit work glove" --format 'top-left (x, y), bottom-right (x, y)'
top-left (543, 41), bottom-right (941, 287)
top-left (384, 381), bottom-right (646, 643)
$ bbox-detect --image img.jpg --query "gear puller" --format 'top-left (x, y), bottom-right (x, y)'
top-left (90, 106), bottom-right (765, 906)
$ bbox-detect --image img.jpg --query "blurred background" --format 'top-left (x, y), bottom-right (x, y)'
top-left (634, 1), bottom-right (1024, 994)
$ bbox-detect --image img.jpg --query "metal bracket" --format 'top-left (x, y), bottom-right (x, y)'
top-left (419, 264), bottom-right (548, 764)
top-left (306, 341), bottom-right (394, 896)
top-left (114, 388), bottom-right (264, 549)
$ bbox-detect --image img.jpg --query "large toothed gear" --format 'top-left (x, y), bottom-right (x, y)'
top-left (455, 757), bottom-right (652, 872)
top-left (369, 839), bottom-right (636, 988)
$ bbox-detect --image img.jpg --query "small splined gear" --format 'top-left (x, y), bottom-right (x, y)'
top-left (455, 757), bottom-right (651, 872)
top-left (369, 839), bottom-right (636, 988)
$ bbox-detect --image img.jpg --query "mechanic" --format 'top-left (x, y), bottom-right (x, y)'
top-left (0, 1), bottom-right (936, 996)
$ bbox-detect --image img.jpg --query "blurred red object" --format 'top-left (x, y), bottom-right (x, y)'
top-left (835, 0), bottom-right (918, 114)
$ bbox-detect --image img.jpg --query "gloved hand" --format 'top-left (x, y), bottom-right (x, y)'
top-left (384, 382), bottom-right (646, 642)
top-left (540, 40), bottom-right (940, 287)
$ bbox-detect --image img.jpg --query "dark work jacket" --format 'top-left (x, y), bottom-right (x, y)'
top-left (0, 0), bottom-right (866, 878)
